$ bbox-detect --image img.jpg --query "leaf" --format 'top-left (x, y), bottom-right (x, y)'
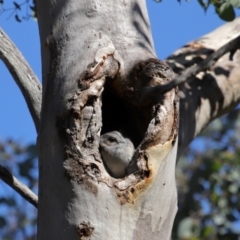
top-left (228, 183), bottom-right (239, 193)
top-left (213, 214), bottom-right (225, 225)
top-left (26, 144), bottom-right (37, 158)
top-left (0, 217), bottom-right (6, 227)
top-left (203, 226), bottom-right (215, 237)
top-left (19, 158), bottom-right (33, 177)
top-left (15, 14), bottom-right (22, 22)
top-left (7, 198), bottom-right (16, 206)
top-left (6, 140), bottom-right (24, 155)
top-left (230, 0), bottom-right (240, 8)
top-left (13, 1), bottom-right (21, 10)
top-left (0, 142), bottom-right (4, 153)
top-left (212, 161), bottom-right (222, 171)
top-left (216, 1), bottom-right (235, 21)
top-left (218, 198), bottom-right (228, 208)
top-left (0, 197), bottom-right (7, 204)
top-left (30, 5), bottom-right (36, 11)
top-left (198, 0), bottom-right (210, 11)
top-left (227, 213), bottom-right (237, 221)
top-left (177, 217), bottom-right (201, 238)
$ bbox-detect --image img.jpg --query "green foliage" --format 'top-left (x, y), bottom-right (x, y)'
top-left (199, 0), bottom-right (240, 21)
top-left (0, 139), bottom-right (38, 239)
top-left (154, 0), bottom-right (240, 21)
top-left (173, 109), bottom-right (240, 240)
top-left (1, 0), bottom-right (240, 22)
top-left (192, 0), bottom-right (240, 21)
top-left (198, 0), bottom-right (211, 11)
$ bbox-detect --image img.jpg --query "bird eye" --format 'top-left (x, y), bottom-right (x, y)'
top-left (108, 137), bottom-right (116, 143)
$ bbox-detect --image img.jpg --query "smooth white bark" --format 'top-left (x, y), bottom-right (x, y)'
top-left (0, 164), bottom-right (38, 208)
top-left (0, 28), bottom-right (42, 132)
top-left (36, 0), bottom-right (240, 238)
top-left (167, 17), bottom-right (240, 155)
top-left (1, 1), bottom-right (240, 238)
top-left (37, 0), bottom-right (178, 239)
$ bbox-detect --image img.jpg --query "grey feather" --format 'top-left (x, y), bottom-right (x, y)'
top-left (100, 131), bottom-right (135, 178)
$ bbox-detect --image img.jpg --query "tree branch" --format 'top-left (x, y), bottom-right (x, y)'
top-left (165, 17), bottom-right (240, 155)
top-left (0, 28), bottom-right (42, 132)
top-left (0, 164), bottom-right (38, 208)
top-left (141, 34), bottom-right (240, 103)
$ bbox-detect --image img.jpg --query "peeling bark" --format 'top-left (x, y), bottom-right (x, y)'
top-left (61, 45), bottom-right (179, 207)
top-left (37, 0), bottom-right (179, 239)
top-left (1, 0), bottom-right (240, 236)
top-left (36, 0), bottom-right (240, 238)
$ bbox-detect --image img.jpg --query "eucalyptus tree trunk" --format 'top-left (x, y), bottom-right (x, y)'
top-left (37, 0), bottom-right (178, 239)
top-left (36, 0), bottom-right (240, 239)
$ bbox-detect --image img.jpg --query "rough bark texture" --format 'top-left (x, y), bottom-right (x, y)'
top-left (36, 0), bottom-right (240, 238)
top-left (37, 0), bottom-right (179, 239)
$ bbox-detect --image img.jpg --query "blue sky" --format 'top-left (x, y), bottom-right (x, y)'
top-left (0, 1), bottom-right (239, 144)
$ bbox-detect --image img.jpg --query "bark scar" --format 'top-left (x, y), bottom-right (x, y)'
top-left (77, 222), bottom-right (94, 240)
top-left (61, 45), bottom-right (122, 193)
